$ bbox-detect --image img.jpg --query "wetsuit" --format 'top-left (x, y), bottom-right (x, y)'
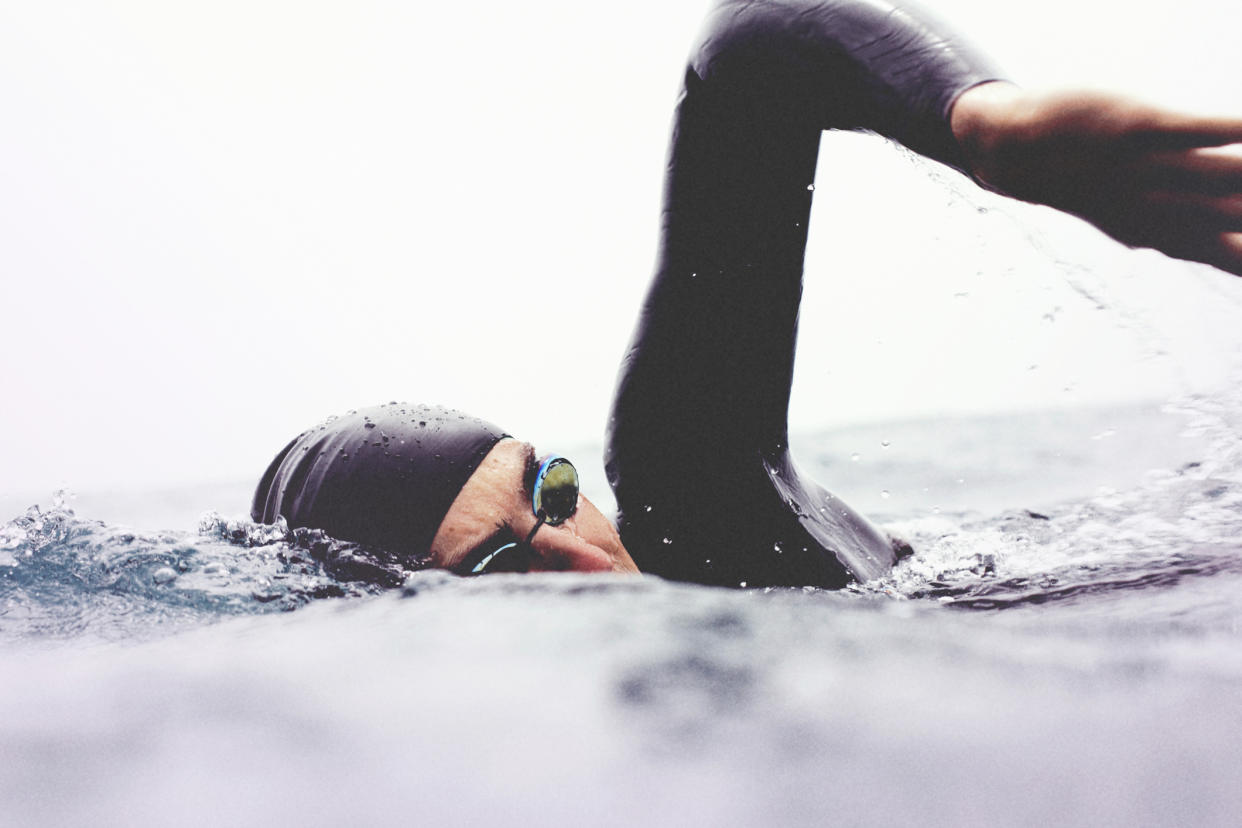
top-left (605, 0), bottom-right (1002, 588)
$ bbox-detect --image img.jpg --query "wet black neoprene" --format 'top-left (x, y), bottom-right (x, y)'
top-left (605, 0), bottom-right (1002, 588)
top-left (252, 404), bottom-right (507, 560)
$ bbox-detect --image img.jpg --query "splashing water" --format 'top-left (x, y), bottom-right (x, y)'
top-left (0, 494), bottom-right (430, 643)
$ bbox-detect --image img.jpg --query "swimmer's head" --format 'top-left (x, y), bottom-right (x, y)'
top-left (252, 403), bottom-right (637, 575)
top-left (252, 403), bottom-right (508, 561)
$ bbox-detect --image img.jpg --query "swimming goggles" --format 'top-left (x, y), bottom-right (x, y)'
top-left (456, 454), bottom-right (580, 576)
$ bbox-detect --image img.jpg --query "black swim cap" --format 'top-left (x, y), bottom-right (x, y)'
top-left (251, 403), bottom-right (509, 559)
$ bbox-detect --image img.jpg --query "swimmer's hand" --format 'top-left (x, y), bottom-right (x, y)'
top-left (951, 82), bottom-right (1242, 276)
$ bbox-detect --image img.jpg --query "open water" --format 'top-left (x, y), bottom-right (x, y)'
top-left (3, 392), bottom-right (1242, 826)
top-left (4, 2), bottom-right (1241, 823)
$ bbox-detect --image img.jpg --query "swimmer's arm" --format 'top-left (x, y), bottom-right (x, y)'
top-left (696, 1), bottom-right (1242, 275)
top-left (693, 0), bottom-right (1004, 174)
top-left (951, 82), bottom-right (1242, 276)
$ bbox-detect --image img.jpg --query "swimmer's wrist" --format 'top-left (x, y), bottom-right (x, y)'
top-left (949, 81), bottom-right (1027, 193)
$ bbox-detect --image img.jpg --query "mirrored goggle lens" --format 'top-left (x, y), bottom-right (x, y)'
top-left (533, 456), bottom-right (579, 525)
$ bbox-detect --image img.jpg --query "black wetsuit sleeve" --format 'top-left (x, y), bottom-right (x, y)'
top-left (606, 0), bottom-right (1003, 588)
top-left (689, 0), bottom-right (1000, 172)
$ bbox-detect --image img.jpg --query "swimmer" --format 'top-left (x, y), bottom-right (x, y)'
top-left (253, 0), bottom-right (1242, 589)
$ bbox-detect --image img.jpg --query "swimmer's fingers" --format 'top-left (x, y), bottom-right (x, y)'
top-left (1127, 114), bottom-right (1242, 151)
top-left (1138, 150), bottom-right (1242, 197)
top-left (1212, 234), bottom-right (1242, 277)
top-left (1202, 234), bottom-right (1242, 277)
top-left (1104, 197), bottom-right (1242, 276)
top-left (1095, 109), bottom-right (1242, 272)
top-left (1139, 193), bottom-right (1242, 234)
top-left (1159, 232), bottom-right (1242, 277)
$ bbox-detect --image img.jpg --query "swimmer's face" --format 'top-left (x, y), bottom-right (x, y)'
top-left (429, 439), bottom-right (640, 575)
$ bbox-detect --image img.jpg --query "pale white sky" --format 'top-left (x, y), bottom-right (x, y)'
top-left (3, 0), bottom-right (1241, 499)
